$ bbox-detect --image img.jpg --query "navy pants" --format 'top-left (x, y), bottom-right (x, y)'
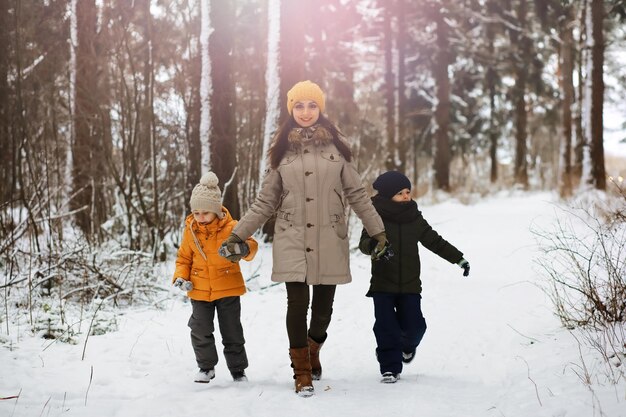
top-left (372, 293), bottom-right (427, 374)
top-left (188, 297), bottom-right (248, 373)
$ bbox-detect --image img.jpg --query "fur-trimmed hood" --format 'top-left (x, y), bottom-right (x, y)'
top-left (287, 124), bottom-right (334, 149)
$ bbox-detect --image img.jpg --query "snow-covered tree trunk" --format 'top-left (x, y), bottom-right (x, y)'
top-left (261, 0), bottom-right (280, 178)
top-left (199, 0), bottom-right (212, 174)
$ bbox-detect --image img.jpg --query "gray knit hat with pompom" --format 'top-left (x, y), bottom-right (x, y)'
top-left (190, 172), bottom-right (224, 217)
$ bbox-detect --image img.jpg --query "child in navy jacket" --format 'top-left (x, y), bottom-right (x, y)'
top-left (359, 171), bottom-right (470, 383)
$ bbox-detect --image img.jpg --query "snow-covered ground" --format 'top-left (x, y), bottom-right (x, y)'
top-left (1, 192), bottom-right (624, 417)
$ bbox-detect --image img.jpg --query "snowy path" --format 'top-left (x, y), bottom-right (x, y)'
top-left (1, 193), bottom-right (624, 417)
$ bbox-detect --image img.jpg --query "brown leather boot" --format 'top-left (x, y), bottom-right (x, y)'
top-left (289, 347), bottom-right (314, 397)
top-left (307, 336), bottom-right (324, 380)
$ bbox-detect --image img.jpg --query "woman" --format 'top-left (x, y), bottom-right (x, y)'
top-left (220, 80), bottom-right (387, 396)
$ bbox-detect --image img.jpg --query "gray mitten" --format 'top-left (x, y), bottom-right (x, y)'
top-left (173, 277), bottom-right (193, 291)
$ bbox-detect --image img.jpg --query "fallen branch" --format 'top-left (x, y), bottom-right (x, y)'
top-left (516, 356), bottom-right (543, 407)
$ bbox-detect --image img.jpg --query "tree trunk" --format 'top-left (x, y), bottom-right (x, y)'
top-left (279, 0), bottom-right (307, 124)
top-left (199, 0), bottom-right (212, 173)
top-left (138, 0), bottom-right (163, 257)
top-left (72, 0), bottom-right (106, 237)
top-left (433, 5), bottom-right (451, 191)
top-left (383, 3), bottom-right (395, 170)
top-left (573, 0), bottom-right (587, 184)
top-left (486, 0), bottom-right (498, 184)
top-left (588, 0), bottom-right (605, 190)
top-left (396, 0), bottom-right (407, 173)
top-left (209, 0), bottom-right (239, 218)
top-left (0, 0), bottom-right (10, 202)
top-left (187, 40), bottom-right (202, 208)
top-left (261, 0), bottom-right (281, 178)
top-left (309, 1), bottom-right (360, 139)
top-left (559, 4), bottom-right (575, 197)
top-left (512, 0), bottom-right (529, 189)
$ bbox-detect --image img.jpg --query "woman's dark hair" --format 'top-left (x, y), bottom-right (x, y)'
top-left (267, 114), bottom-right (352, 169)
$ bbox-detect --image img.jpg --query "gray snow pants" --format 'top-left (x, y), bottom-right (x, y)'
top-left (188, 296), bottom-right (248, 373)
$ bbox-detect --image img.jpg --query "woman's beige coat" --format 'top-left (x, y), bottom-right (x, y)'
top-left (233, 132), bottom-right (384, 285)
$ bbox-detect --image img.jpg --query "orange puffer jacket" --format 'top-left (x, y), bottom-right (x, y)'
top-left (173, 207), bottom-right (258, 302)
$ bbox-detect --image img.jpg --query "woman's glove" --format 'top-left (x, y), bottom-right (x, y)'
top-left (370, 232), bottom-right (392, 261)
top-left (219, 233), bottom-right (249, 263)
top-left (458, 258), bottom-right (470, 277)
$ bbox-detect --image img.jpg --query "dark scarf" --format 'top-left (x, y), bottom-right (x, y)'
top-left (287, 124), bottom-right (334, 149)
top-left (372, 195), bottom-right (420, 224)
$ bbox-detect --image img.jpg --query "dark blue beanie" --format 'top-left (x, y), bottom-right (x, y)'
top-left (373, 171), bottom-right (411, 199)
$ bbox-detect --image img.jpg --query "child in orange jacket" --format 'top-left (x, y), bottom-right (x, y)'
top-left (173, 172), bottom-right (258, 383)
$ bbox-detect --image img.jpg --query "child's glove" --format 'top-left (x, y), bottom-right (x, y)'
top-left (370, 232), bottom-right (392, 261)
top-left (173, 277), bottom-right (193, 291)
top-left (219, 233), bottom-right (250, 263)
top-left (458, 259), bottom-right (470, 277)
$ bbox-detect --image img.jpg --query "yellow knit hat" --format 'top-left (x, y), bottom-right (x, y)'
top-left (287, 80), bottom-right (325, 115)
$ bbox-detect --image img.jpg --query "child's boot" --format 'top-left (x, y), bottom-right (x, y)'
top-left (381, 372), bottom-right (400, 383)
top-left (307, 336), bottom-right (324, 380)
top-left (402, 348), bottom-right (416, 363)
top-left (194, 368), bottom-right (215, 383)
top-left (289, 347), bottom-right (314, 397)
top-left (231, 369), bottom-right (248, 382)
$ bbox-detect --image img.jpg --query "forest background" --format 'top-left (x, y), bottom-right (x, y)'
top-left (1, 0), bottom-right (626, 374)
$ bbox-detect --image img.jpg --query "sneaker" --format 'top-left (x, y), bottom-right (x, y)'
top-left (231, 370), bottom-right (248, 382)
top-left (402, 350), bottom-right (415, 364)
top-left (381, 372), bottom-right (400, 384)
top-left (194, 368), bottom-right (215, 383)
